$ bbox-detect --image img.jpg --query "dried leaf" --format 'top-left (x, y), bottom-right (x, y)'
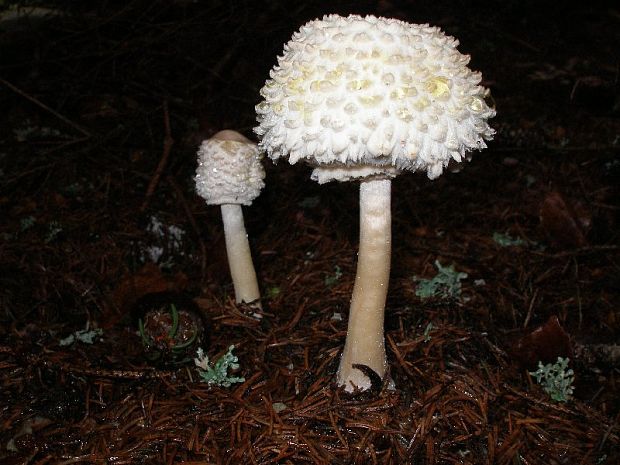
top-left (539, 191), bottom-right (590, 248)
top-left (511, 315), bottom-right (573, 369)
top-left (103, 263), bottom-right (188, 327)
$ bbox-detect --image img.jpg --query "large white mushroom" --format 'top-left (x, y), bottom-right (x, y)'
top-left (195, 130), bottom-right (265, 309)
top-left (255, 14), bottom-right (495, 391)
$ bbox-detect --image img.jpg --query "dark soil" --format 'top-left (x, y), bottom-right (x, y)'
top-left (1, 1), bottom-right (619, 464)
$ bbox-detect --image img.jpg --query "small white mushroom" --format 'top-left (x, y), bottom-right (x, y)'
top-left (255, 14), bottom-right (495, 391)
top-left (195, 130), bottom-right (265, 309)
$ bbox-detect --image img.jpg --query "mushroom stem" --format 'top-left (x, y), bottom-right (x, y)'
top-left (220, 203), bottom-right (262, 309)
top-left (337, 177), bottom-right (391, 391)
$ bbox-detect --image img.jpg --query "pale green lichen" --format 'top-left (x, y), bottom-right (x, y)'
top-left (194, 345), bottom-right (245, 388)
top-left (530, 356), bottom-right (574, 402)
top-left (324, 265), bottom-right (343, 287)
top-left (59, 327), bottom-right (103, 346)
top-left (493, 231), bottom-right (528, 247)
top-left (414, 260), bottom-right (468, 300)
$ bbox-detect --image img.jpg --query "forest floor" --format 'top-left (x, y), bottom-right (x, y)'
top-left (0, 1), bottom-right (619, 464)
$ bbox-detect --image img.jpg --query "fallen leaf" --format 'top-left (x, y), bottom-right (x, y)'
top-left (511, 315), bottom-right (573, 370)
top-left (102, 263), bottom-right (188, 327)
top-left (539, 191), bottom-right (590, 248)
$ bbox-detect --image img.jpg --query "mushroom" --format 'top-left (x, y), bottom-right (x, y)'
top-left (195, 130), bottom-right (265, 309)
top-left (255, 14), bottom-right (495, 391)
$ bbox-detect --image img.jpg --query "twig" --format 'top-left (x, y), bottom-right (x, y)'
top-left (0, 345), bottom-right (169, 380)
top-left (33, 354), bottom-right (170, 380)
top-left (494, 145), bottom-right (619, 153)
top-left (522, 287), bottom-right (539, 329)
top-left (0, 77), bottom-right (91, 138)
top-left (141, 100), bottom-right (174, 211)
top-left (532, 244), bottom-right (619, 259)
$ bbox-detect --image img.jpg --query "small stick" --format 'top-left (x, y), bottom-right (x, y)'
top-left (522, 287), bottom-right (539, 329)
top-left (0, 345), bottom-right (168, 380)
top-left (0, 77), bottom-right (91, 138)
top-left (141, 100), bottom-right (174, 211)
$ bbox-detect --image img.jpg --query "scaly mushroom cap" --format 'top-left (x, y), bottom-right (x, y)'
top-left (255, 14), bottom-right (495, 183)
top-left (195, 130), bottom-right (265, 205)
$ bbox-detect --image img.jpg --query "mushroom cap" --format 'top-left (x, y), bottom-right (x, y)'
top-left (195, 130), bottom-right (265, 205)
top-left (255, 14), bottom-right (495, 183)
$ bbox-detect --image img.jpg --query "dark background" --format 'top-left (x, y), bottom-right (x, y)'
top-left (0, 1), bottom-right (618, 463)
